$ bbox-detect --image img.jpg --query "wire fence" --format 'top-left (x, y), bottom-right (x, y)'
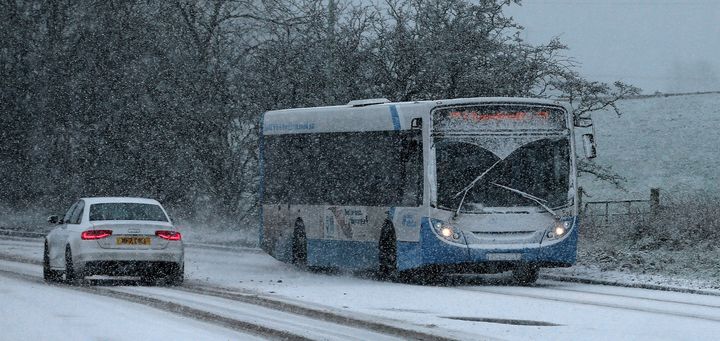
top-left (581, 188), bottom-right (660, 228)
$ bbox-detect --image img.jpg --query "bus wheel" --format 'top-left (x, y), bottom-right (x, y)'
top-left (291, 219), bottom-right (308, 268)
top-left (378, 222), bottom-right (397, 280)
top-left (512, 265), bottom-right (539, 285)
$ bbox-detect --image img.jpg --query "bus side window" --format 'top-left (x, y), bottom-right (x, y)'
top-left (400, 132), bottom-right (423, 206)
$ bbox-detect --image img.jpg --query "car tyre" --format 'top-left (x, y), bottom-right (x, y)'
top-left (166, 263), bottom-right (184, 286)
top-left (378, 221), bottom-right (397, 281)
top-left (64, 246), bottom-right (78, 284)
top-left (140, 274), bottom-right (157, 286)
top-left (512, 265), bottom-right (539, 285)
top-left (43, 241), bottom-right (62, 283)
top-left (291, 219), bottom-right (307, 268)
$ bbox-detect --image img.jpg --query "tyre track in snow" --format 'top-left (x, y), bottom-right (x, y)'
top-left (105, 285), bottom-right (428, 341)
top-left (0, 255), bottom-right (459, 341)
top-left (171, 283), bottom-right (459, 341)
top-left (0, 267), bottom-right (314, 340)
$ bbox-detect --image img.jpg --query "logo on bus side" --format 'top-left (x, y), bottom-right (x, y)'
top-left (325, 207), bottom-right (368, 239)
top-left (265, 122), bottom-right (316, 132)
top-left (402, 214), bottom-right (417, 227)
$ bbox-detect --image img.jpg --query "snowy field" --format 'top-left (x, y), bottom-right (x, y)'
top-left (581, 92), bottom-right (720, 201)
top-left (2, 236), bottom-right (720, 341)
top-left (565, 92), bottom-right (720, 287)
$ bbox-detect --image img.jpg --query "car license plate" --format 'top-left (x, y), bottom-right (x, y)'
top-left (116, 236), bottom-right (151, 245)
top-left (487, 253), bottom-right (521, 261)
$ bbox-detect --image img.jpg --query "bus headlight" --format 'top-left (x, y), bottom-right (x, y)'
top-left (546, 220), bottom-right (571, 239)
top-left (431, 219), bottom-right (461, 241)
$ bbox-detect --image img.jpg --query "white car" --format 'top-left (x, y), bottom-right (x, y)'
top-left (43, 197), bottom-right (184, 285)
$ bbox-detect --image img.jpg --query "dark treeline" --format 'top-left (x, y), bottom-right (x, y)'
top-left (1, 0), bottom-right (636, 224)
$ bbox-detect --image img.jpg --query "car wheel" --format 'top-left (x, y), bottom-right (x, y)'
top-left (43, 241), bottom-right (62, 282)
top-left (167, 264), bottom-right (184, 286)
top-left (291, 219), bottom-right (307, 268)
top-left (512, 265), bottom-right (539, 285)
top-left (378, 221), bottom-right (397, 280)
top-left (64, 246), bottom-right (77, 284)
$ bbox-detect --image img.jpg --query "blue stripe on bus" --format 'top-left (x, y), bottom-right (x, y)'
top-left (307, 239), bottom-right (378, 270)
top-left (389, 105), bottom-right (400, 131)
top-left (397, 241), bottom-right (422, 270)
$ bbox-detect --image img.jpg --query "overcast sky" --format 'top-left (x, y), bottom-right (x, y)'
top-left (505, 0), bottom-right (720, 94)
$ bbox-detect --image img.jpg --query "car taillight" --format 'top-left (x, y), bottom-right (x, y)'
top-left (81, 230), bottom-right (113, 240)
top-left (156, 230), bottom-right (182, 241)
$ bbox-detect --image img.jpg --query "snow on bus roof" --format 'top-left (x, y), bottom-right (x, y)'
top-left (262, 97), bottom-right (566, 135)
top-left (80, 197), bottom-right (163, 206)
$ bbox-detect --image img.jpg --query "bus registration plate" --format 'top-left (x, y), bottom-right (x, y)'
top-left (487, 253), bottom-right (521, 261)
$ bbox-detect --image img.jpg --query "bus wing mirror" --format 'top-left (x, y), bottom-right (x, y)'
top-left (582, 134), bottom-right (597, 159)
top-left (575, 116), bottom-right (593, 128)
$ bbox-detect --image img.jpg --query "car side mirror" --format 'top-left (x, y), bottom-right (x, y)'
top-left (582, 134), bottom-right (597, 159)
top-left (47, 215), bottom-right (59, 224)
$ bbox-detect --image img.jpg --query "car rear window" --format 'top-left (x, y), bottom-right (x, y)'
top-left (89, 203), bottom-right (168, 222)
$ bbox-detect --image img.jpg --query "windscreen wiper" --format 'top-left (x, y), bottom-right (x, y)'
top-left (490, 182), bottom-right (558, 217)
top-left (452, 159), bottom-right (503, 218)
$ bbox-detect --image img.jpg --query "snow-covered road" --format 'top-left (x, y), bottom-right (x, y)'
top-left (0, 270), bottom-right (260, 341)
top-left (1, 236), bottom-right (719, 340)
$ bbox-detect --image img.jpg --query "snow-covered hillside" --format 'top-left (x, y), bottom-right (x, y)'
top-left (581, 92), bottom-right (720, 201)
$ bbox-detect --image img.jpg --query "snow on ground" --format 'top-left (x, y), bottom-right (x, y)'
top-left (183, 246), bottom-right (720, 341)
top-left (0, 270), bottom-right (258, 341)
top-left (2, 237), bottom-right (720, 340)
top-left (545, 264), bottom-right (720, 293)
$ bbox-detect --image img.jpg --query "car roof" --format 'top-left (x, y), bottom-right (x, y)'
top-left (79, 197), bottom-right (163, 206)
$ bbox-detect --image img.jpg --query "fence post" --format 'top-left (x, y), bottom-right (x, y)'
top-left (578, 186), bottom-right (583, 214)
top-left (604, 202), bottom-right (609, 226)
top-left (650, 188), bottom-right (660, 216)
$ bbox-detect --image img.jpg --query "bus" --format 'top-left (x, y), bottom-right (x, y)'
top-left (259, 97), bottom-right (593, 283)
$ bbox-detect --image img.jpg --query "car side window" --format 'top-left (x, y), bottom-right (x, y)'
top-left (70, 200), bottom-right (85, 224)
top-left (63, 202), bottom-right (78, 224)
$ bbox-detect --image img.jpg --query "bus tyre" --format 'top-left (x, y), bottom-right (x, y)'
top-left (291, 219), bottom-right (308, 268)
top-left (378, 222), bottom-right (397, 280)
top-left (512, 265), bottom-right (539, 285)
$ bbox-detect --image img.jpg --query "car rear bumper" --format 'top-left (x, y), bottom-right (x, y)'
top-left (78, 260), bottom-right (182, 277)
top-left (76, 250), bottom-right (183, 263)
top-left (74, 243), bottom-right (183, 275)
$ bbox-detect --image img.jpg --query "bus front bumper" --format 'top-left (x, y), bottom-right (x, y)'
top-left (396, 217), bottom-right (578, 273)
